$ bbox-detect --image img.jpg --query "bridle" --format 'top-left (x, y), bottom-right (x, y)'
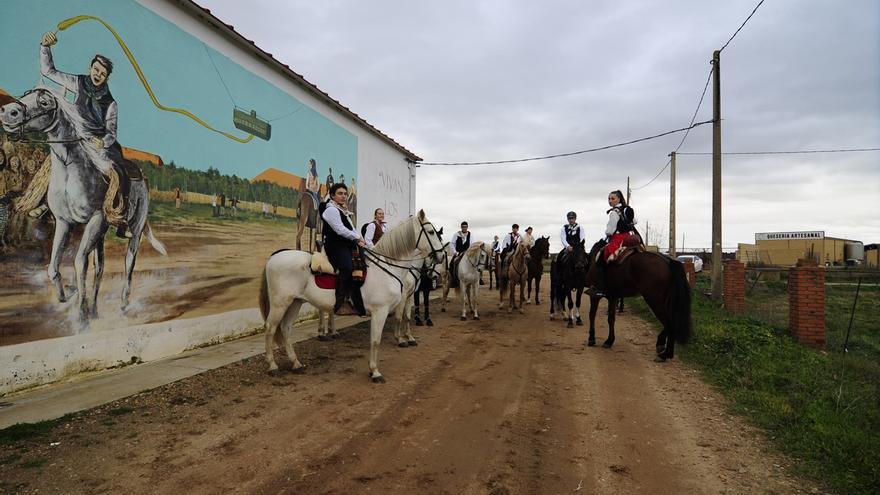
top-left (360, 218), bottom-right (447, 292)
top-left (4, 89), bottom-right (83, 144)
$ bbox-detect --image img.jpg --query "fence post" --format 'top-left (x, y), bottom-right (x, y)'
top-left (723, 259), bottom-right (745, 313)
top-left (788, 261), bottom-right (826, 347)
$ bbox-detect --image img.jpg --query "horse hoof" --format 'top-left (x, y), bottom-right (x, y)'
top-left (441, 308), bottom-right (446, 313)
top-left (371, 373), bottom-right (386, 384)
top-left (549, 314), bottom-right (555, 320)
top-left (587, 339), bottom-right (596, 347)
top-left (398, 342), bottom-right (408, 348)
top-left (654, 356), bottom-right (667, 363)
top-left (408, 340), bottom-right (418, 347)
top-left (526, 300), bottom-right (532, 305)
top-left (290, 365), bottom-right (307, 374)
top-left (317, 334), bottom-right (331, 341)
top-left (575, 317), bottom-right (583, 326)
top-left (460, 316), bottom-right (466, 321)
top-left (267, 368), bottom-right (284, 377)
top-left (656, 345), bottom-right (666, 355)
top-left (535, 300), bottom-right (540, 305)
top-left (602, 342), bottom-right (613, 349)
top-left (473, 315), bottom-right (480, 321)
top-left (566, 321), bottom-right (573, 329)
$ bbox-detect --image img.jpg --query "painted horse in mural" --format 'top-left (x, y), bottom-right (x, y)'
top-left (584, 240), bottom-right (692, 361)
top-left (525, 235), bottom-right (550, 305)
top-left (0, 87), bottom-right (166, 325)
top-left (259, 210), bottom-right (445, 383)
top-left (296, 180), bottom-right (322, 252)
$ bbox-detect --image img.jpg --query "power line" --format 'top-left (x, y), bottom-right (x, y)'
top-left (720, 0), bottom-right (766, 52)
top-left (415, 120), bottom-right (713, 166)
top-left (677, 148), bottom-right (880, 155)
top-left (203, 43), bottom-right (238, 108)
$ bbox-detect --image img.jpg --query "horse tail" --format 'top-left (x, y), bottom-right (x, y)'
top-left (667, 259), bottom-right (692, 344)
top-left (259, 265), bottom-right (270, 321)
top-left (144, 222), bottom-right (167, 255)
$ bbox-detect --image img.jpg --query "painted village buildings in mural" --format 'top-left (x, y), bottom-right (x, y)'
top-left (0, 0), bottom-right (418, 392)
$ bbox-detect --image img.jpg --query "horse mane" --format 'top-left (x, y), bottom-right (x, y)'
top-left (39, 85), bottom-right (89, 139)
top-left (465, 241), bottom-right (485, 260)
top-left (373, 215), bottom-right (420, 259)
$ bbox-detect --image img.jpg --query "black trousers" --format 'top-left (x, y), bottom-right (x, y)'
top-left (325, 241), bottom-right (364, 311)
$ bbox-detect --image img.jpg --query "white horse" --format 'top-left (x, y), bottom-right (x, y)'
top-left (259, 210), bottom-right (445, 383)
top-left (456, 241), bottom-right (490, 320)
top-left (393, 241), bottom-right (449, 347)
top-left (0, 87), bottom-right (165, 325)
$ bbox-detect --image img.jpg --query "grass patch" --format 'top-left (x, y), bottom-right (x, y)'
top-left (0, 453), bottom-right (22, 465)
top-left (147, 199), bottom-right (295, 229)
top-left (107, 406), bottom-right (134, 416)
top-left (627, 273), bottom-right (880, 494)
top-left (0, 414), bottom-right (73, 446)
top-left (19, 458), bottom-right (48, 469)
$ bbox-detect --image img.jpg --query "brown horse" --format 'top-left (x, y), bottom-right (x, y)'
top-left (526, 236), bottom-right (550, 305)
top-left (295, 182), bottom-right (321, 252)
top-left (584, 241), bottom-right (692, 361)
top-left (500, 242), bottom-right (531, 313)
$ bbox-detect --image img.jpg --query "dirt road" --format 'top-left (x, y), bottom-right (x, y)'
top-left (0, 285), bottom-right (821, 494)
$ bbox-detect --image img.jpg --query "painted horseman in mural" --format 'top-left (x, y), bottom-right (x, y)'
top-left (0, 31), bottom-right (165, 326)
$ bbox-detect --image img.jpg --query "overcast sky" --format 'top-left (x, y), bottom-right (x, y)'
top-left (199, 0), bottom-right (879, 252)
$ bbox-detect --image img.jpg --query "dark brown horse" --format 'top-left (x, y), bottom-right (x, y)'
top-left (549, 240), bottom-right (588, 328)
top-left (584, 241), bottom-right (692, 361)
top-left (526, 236), bottom-right (550, 304)
top-left (295, 181), bottom-right (321, 252)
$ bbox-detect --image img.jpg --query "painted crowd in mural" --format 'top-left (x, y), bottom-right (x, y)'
top-left (0, 0), bottom-right (359, 345)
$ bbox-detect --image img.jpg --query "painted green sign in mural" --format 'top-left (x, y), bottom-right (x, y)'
top-left (233, 108), bottom-right (272, 141)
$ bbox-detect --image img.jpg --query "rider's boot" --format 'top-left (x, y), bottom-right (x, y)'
top-left (334, 278), bottom-right (358, 316)
top-left (351, 287), bottom-right (367, 316)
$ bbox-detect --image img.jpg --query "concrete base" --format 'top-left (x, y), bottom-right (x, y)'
top-left (0, 305), bottom-right (320, 396)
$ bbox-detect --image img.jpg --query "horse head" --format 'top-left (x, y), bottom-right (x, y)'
top-left (571, 240), bottom-right (588, 271)
top-left (415, 209), bottom-right (446, 264)
top-left (532, 236), bottom-right (551, 260)
top-left (0, 88), bottom-right (59, 135)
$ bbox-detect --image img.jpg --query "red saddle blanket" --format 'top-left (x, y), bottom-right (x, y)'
top-left (314, 273), bottom-right (337, 289)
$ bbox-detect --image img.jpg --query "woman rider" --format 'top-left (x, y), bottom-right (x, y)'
top-left (588, 190), bottom-right (637, 297)
top-left (322, 183), bottom-right (366, 316)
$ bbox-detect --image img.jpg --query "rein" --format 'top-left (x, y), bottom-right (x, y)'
top-left (5, 89), bottom-right (84, 145)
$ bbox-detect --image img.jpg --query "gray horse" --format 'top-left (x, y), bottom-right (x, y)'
top-left (0, 87), bottom-right (165, 325)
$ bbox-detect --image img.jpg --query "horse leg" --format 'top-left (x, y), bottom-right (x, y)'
top-left (90, 237), bottom-right (105, 320)
top-left (368, 306), bottom-right (390, 383)
top-left (518, 279), bottom-right (525, 314)
top-left (587, 295), bottom-right (599, 346)
top-left (534, 276), bottom-right (541, 305)
top-left (279, 300), bottom-right (305, 371)
top-left (526, 278), bottom-right (532, 304)
top-left (264, 301), bottom-right (290, 373)
top-left (48, 219), bottom-right (72, 303)
top-left (121, 230), bottom-right (143, 312)
top-left (574, 287), bottom-right (584, 326)
top-left (74, 215), bottom-right (106, 325)
top-left (328, 312), bottom-right (338, 338)
top-left (603, 297), bottom-right (617, 348)
top-left (566, 291), bottom-right (574, 328)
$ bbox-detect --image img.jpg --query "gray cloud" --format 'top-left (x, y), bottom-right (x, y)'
top-left (200, 0), bottom-right (880, 250)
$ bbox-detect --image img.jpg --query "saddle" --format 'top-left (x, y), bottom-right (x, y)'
top-left (448, 252), bottom-right (464, 288)
top-left (605, 234), bottom-right (644, 265)
top-left (309, 249), bottom-right (368, 289)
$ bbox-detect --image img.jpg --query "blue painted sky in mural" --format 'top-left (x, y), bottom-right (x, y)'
top-left (0, 0), bottom-right (357, 182)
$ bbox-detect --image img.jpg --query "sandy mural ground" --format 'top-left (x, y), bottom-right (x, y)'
top-left (0, 215), bottom-right (300, 346)
top-left (0, 283), bottom-right (826, 495)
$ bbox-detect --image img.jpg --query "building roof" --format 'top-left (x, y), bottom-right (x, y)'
top-left (122, 146), bottom-right (164, 166)
top-left (179, 0), bottom-right (422, 162)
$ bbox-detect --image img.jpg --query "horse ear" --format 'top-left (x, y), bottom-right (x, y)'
top-left (417, 209), bottom-right (426, 221)
top-left (438, 226), bottom-right (444, 235)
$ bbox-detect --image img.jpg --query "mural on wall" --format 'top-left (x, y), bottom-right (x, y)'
top-left (0, 0), bottom-right (358, 345)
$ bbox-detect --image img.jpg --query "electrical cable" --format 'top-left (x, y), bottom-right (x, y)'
top-left (720, 0), bottom-right (766, 52)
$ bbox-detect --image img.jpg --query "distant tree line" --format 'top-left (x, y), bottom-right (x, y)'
top-left (137, 160), bottom-right (299, 208)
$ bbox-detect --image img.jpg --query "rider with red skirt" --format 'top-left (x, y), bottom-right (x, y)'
top-left (589, 190), bottom-right (638, 297)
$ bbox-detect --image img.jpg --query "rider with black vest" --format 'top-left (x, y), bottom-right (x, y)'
top-left (558, 211), bottom-right (586, 261)
top-left (322, 183), bottom-right (366, 316)
top-left (588, 190), bottom-right (638, 297)
top-left (448, 221), bottom-right (471, 288)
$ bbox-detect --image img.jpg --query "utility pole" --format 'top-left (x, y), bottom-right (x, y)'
top-left (626, 176), bottom-right (631, 204)
top-left (711, 49), bottom-right (723, 299)
top-left (669, 151), bottom-right (676, 257)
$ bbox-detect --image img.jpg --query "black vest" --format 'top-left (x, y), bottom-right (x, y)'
top-left (455, 232), bottom-right (471, 253)
top-left (564, 224), bottom-right (581, 246)
top-left (75, 75), bottom-right (115, 133)
top-left (323, 204), bottom-right (355, 247)
top-left (610, 205), bottom-right (635, 234)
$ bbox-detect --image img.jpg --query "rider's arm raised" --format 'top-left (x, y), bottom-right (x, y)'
top-left (39, 44), bottom-right (79, 92)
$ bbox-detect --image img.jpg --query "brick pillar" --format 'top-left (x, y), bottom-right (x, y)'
top-left (723, 259), bottom-right (745, 313)
top-left (788, 265), bottom-right (825, 347)
top-left (683, 261), bottom-right (697, 289)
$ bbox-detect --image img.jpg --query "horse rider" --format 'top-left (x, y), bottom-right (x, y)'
top-left (501, 223), bottom-right (522, 257)
top-left (558, 211), bottom-right (586, 263)
top-left (322, 183), bottom-right (367, 316)
top-left (491, 235), bottom-right (501, 255)
top-left (305, 158), bottom-right (321, 207)
top-left (38, 31), bottom-right (131, 238)
top-left (588, 189), bottom-right (638, 297)
top-left (448, 221), bottom-right (472, 288)
top-left (363, 208), bottom-right (387, 248)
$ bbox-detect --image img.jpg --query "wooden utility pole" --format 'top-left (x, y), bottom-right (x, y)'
top-left (669, 151), bottom-right (676, 257)
top-left (626, 176), bottom-right (631, 204)
top-left (711, 50), bottom-right (723, 299)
